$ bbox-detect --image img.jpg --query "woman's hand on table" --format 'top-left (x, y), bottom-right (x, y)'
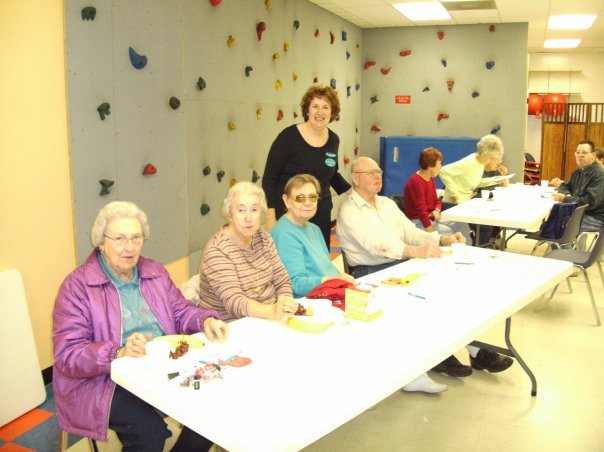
top-left (403, 244), bottom-right (442, 259)
top-left (440, 232), bottom-right (466, 246)
top-left (119, 332), bottom-right (152, 358)
top-left (551, 193), bottom-right (566, 202)
top-left (274, 294), bottom-right (297, 319)
top-left (204, 317), bottom-right (229, 343)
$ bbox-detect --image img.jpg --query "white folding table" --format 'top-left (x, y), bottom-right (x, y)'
top-left (111, 247), bottom-right (572, 451)
top-left (440, 184), bottom-right (556, 249)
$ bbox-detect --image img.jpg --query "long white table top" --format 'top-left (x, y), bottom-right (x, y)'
top-left (111, 247), bottom-right (572, 452)
top-left (440, 184), bottom-right (556, 230)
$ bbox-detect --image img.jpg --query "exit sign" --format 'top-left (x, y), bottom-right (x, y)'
top-left (395, 95), bottom-right (411, 104)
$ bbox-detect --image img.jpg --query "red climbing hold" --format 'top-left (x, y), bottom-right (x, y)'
top-left (380, 67), bottom-right (392, 75)
top-left (370, 124), bottom-right (381, 132)
top-left (399, 50), bottom-right (412, 57)
top-left (437, 113), bottom-right (449, 122)
top-left (364, 61), bottom-right (376, 70)
top-left (256, 22), bottom-right (267, 41)
top-left (143, 163), bottom-right (157, 175)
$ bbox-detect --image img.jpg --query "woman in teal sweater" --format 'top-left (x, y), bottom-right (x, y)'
top-left (270, 174), bottom-right (354, 298)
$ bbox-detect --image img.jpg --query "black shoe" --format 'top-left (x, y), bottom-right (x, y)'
top-left (431, 355), bottom-right (473, 377)
top-left (470, 349), bottom-right (513, 373)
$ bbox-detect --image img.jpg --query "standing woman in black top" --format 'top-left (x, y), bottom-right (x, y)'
top-left (262, 85), bottom-right (351, 248)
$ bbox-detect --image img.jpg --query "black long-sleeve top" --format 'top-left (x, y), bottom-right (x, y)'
top-left (558, 161), bottom-right (604, 223)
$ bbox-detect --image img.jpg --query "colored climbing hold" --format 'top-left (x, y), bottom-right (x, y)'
top-left (228, 122), bottom-right (236, 131)
top-left (97, 103), bottom-right (110, 120)
top-left (200, 204), bottom-right (210, 216)
top-left (330, 79), bottom-right (336, 89)
top-left (272, 53), bottom-right (280, 62)
top-left (364, 61), bottom-right (376, 69)
top-left (256, 22), bottom-right (267, 41)
top-left (293, 111), bottom-right (298, 118)
top-left (256, 108), bottom-right (262, 120)
top-left (209, 0), bottom-right (222, 6)
top-left (265, 0), bottom-right (271, 10)
top-left (314, 29), bottom-right (319, 38)
top-left (313, 77), bottom-right (319, 83)
top-left (399, 50), bottom-right (412, 57)
top-left (216, 170), bottom-right (225, 182)
top-left (422, 87), bottom-right (430, 92)
top-left (447, 80), bottom-right (454, 91)
top-left (292, 71), bottom-right (298, 81)
top-left (197, 77), bottom-right (206, 90)
top-left (252, 170), bottom-right (260, 183)
top-left (354, 146), bottom-right (359, 156)
top-left (489, 24), bottom-right (495, 32)
top-left (355, 127), bottom-right (358, 133)
top-left (245, 66), bottom-right (253, 77)
top-left (283, 42), bottom-right (290, 52)
top-left (275, 80), bottom-right (282, 90)
top-left (293, 20), bottom-right (300, 30)
top-left (342, 31), bottom-right (347, 41)
top-left (370, 124), bottom-right (381, 132)
top-left (229, 179), bottom-right (238, 188)
top-left (355, 83), bottom-right (360, 91)
top-left (441, 59), bottom-right (447, 67)
top-left (227, 35), bottom-right (235, 47)
top-left (437, 31), bottom-right (444, 40)
top-left (203, 166), bottom-right (211, 176)
top-left (81, 7), bottom-right (96, 21)
top-left (486, 61), bottom-right (495, 70)
top-left (99, 179), bottom-right (114, 196)
top-left (169, 97), bottom-right (180, 110)
top-left (330, 31), bottom-right (335, 44)
top-left (143, 163), bottom-right (157, 175)
top-left (437, 113), bottom-right (449, 122)
top-left (346, 51), bottom-right (351, 60)
top-left (356, 44), bottom-right (361, 51)
top-left (380, 67), bottom-right (392, 75)
top-left (472, 91), bottom-right (480, 98)
top-left (128, 47), bottom-right (147, 69)
top-left (346, 86), bottom-right (351, 97)
top-left (370, 95), bottom-right (378, 104)
top-left (490, 124), bottom-right (501, 134)
top-left (343, 156), bottom-right (350, 165)
top-left (277, 110), bottom-right (284, 121)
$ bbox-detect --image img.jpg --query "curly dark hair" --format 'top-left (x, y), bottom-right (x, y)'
top-left (418, 147), bottom-right (443, 170)
top-left (300, 85), bottom-right (340, 122)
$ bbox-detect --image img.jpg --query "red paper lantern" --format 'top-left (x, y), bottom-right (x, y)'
top-left (543, 93), bottom-right (567, 116)
top-left (527, 93), bottom-right (543, 116)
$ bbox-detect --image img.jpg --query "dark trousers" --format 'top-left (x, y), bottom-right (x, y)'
top-left (349, 259), bottom-right (405, 278)
top-left (109, 384), bottom-right (212, 452)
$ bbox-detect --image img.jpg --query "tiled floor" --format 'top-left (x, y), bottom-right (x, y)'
top-left (2, 232), bottom-right (602, 451)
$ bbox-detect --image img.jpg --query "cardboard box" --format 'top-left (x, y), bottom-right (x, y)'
top-left (345, 283), bottom-right (383, 321)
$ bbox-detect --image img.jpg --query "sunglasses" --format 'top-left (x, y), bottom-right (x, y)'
top-left (291, 194), bottom-right (319, 203)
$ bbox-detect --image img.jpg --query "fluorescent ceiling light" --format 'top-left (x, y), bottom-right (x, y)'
top-left (548, 15), bottom-right (596, 30)
top-left (544, 39), bottom-right (581, 49)
top-left (393, 2), bottom-right (451, 21)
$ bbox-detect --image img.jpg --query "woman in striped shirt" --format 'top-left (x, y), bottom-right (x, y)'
top-left (198, 182), bottom-right (296, 322)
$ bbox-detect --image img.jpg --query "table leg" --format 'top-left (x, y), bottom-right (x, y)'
top-left (500, 228), bottom-right (507, 251)
top-left (470, 317), bottom-right (537, 396)
top-left (474, 224), bottom-right (481, 246)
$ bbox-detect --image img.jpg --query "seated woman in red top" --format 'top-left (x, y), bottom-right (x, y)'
top-left (403, 147), bottom-right (472, 243)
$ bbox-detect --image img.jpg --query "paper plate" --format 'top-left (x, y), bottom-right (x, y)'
top-left (153, 335), bottom-right (205, 349)
top-left (287, 316), bottom-right (335, 334)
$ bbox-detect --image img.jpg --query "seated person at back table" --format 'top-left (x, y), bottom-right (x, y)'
top-left (475, 164), bottom-right (510, 246)
top-left (269, 173), bottom-right (355, 298)
top-left (403, 147), bottom-right (472, 244)
top-left (551, 140), bottom-right (604, 248)
top-left (550, 146), bottom-right (604, 187)
top-left (198, 181), bottom-right (299, 322)
top-left (53, 201), bottom-right (228, 451)
top-left (337, 157), bottom-right (513, 381)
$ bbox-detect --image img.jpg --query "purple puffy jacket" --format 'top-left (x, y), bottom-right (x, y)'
top-left (52, 250), bottom-right (221, 440)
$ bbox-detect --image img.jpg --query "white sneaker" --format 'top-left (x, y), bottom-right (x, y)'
top-left (402, 373), bottom-right (448, 394)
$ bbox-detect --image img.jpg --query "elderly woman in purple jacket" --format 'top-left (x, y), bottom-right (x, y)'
top-left (53, 201), bottom-right (228, 451)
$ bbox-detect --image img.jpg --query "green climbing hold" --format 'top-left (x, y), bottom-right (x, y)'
top-left (97, 103), bottom-right (110, 120)
top-left (203, 166), bottom-right (211, 176)
top-left (252, 170), bottom-right (260, 183)
top-left (217, 170), bottom-right (225, 182)
top-left (81, 7), bottom-right (96, 21)
top-left (200, 204), bottom-right (211, 216)
top-left (197, 77), bottom-right (206, 90)
top-left (99, 179), bottom-right (114, 196)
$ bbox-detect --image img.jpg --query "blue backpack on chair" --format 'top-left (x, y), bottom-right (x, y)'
top-left (539, 202), bottom-right (578, 239)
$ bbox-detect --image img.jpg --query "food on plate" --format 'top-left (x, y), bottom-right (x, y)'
top-left (295, 304), bottom-right (314, 316)
top-left (169, 339), bottom-right (190, 359)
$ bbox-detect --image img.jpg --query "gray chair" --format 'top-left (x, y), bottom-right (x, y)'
top-left (526, 204), bottom-right (588, 255)
top-left (543, 229), bottom-right (604, 326)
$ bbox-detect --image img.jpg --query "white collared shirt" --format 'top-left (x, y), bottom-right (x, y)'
top-left (336, 189), bottom-right (440, 267)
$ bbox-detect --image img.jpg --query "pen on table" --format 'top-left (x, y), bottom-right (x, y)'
top-left (407, 292), bottom-right (426, 300)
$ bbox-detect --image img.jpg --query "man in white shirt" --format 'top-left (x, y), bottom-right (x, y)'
top-left (337, 156), bottom-right (513, 377)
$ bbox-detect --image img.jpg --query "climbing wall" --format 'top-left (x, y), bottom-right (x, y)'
top-left (65, 0), bottom-right (362, 264)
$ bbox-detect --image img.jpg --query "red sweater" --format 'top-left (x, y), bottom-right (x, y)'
top-left (403, 173), bottom-right (442, 228)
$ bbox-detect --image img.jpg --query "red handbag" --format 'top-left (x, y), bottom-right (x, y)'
top-left (306, 279), bottom-right (354, 310)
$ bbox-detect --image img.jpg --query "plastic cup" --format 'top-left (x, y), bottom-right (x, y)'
top-left (451, 242), bottom-right (466, 260)
top-left (541, 180), bottom-right (549, 187)
top-left (481, 190), bottom-right (490, 200)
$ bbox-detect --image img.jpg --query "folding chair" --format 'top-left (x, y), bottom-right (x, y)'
top-left (525, 204), bottom-right (587, 255)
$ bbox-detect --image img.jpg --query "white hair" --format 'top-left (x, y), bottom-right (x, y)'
top-left (221, 182), bottom-right (267, 221)
top-left (476, 134), bottom-right (504, 159)
top-left (90, 201), bottom-right (150, 247)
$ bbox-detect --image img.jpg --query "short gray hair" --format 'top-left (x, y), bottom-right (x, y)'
top-left (90, 201), bottom-right (150, 248)
top-left (476, 134), bottom-right (504, 159)
top-left (221, 182), bottom-right (267, 221)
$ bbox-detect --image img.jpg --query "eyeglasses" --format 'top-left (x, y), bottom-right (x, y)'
top-left (291, 194), bottom-right (319, 203)
top-left (353, 169), bottom-right (383, 177)
top-left (575, 151), bottom-right (593, 155)
top-left (104, 234), bottom-right (144, 247)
